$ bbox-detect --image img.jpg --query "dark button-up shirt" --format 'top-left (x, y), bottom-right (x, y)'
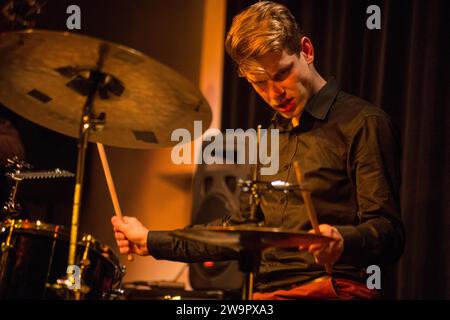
top-left (147, 78), bottom-right (405, 292)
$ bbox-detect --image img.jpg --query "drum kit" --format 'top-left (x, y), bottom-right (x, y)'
top-left (0, 13), bottom-right (333, 302)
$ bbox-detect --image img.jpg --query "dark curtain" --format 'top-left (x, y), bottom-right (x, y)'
top-left (222, 0), bottom-right (450, 299)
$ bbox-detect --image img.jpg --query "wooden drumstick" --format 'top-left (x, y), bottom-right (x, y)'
top-left (96, 143), bottom-right (134, 262)
top-left (293, 161), bottom-right (332, 274)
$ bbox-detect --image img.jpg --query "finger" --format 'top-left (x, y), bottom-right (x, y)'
top-left (117, 239), bottom-right (129, 247)
top-left (119, 247), bottom-right (130, 254)
top-left (115, 231), bottom-right (126, 241)
top-left (111, 217), bottom-right (126, 231)
top-left (111, 216), bottom-right (120, 226)
top-left (308, 243), bottom-right (326, 253)
top-left (312, 247), bottom-right (331, 263)
top-left (123, 216), bottom-right (133, 223)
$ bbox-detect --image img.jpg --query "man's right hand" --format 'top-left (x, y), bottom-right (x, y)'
top-left (111, 216), bottom-right (149, 256)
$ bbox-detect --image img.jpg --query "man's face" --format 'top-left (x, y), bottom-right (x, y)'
top-left (244, 49), bottom-right (314, 119)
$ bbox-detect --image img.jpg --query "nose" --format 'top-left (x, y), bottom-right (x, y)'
top-left (268, 81), bottom-right (285, 102)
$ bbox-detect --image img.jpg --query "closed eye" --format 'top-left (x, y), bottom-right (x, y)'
top-left (274, 64), bottom-right (292, 81)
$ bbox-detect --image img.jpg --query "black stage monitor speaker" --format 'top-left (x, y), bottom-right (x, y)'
top-left (189, 139), bottom-right (250, 290)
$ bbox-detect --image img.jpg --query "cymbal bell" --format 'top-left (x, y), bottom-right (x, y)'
top-left (0, 29), bottom-right (212, 149)
top-left (172, 225), bottom-right (333, 251)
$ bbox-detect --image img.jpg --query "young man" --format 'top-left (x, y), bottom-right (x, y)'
top-left (111, 1), bottom-right (404, 299)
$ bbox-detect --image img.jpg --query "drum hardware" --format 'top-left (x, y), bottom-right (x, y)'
top-left (0, 29), bottom-right (211, 299)
top-left (63, 43), bottom-right (110, 299)
top-left (118, 264), bottom-right (126, 279)
top-left (80, 234), bottom-right (92, 278)
top-left (238, 179), bottom-right (306, 193)
top-left (46, 274), bottom-right (91, 300)
top-left (1, 219), bottom-right (15, 253)
top-left (102, 287), bottom-right (125, 300)
top-left (173, 226), bottom-right (333, 300)
top-left (173, 175), bottom-right (333, 300)
top-left (1, 157), bottom-right (75, 220)
top-left (6, 168), bottom-right (75, 180)
top-left (238, 124), bottom-right (263, 300)
top-left (1, 157), bottom-right (31, 218)
top-left (124, 280), bottom-right (185, 290)
top-left (48, 234), bottom-right (104, 300)
top-left (0, 219), bottom-right (123, 299)
top-left (42, 225), bottom-right (60, 299)
top-left (101, 265), bottom-right (127, 300)
top-left (172, 126), bottom-right (335, 300)
top-left (121, 281), bottom-right (239, 300)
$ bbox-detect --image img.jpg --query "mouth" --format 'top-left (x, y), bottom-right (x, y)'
top-left (276, 98), bottom-right (295, 113)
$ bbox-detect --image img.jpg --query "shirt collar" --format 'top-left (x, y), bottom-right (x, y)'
top-left (271, 77), bottom-right (339, 130)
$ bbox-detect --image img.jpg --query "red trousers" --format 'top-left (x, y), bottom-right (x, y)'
top-left (253, 277), bottom-right (378, 300)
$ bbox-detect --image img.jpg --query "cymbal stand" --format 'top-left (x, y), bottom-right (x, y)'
top-left (246, 125), bottom-right (262, 225)
top-left (58, 43), bottom-right (108, 300)
top-left (238, 125), bottom-right (263, 300)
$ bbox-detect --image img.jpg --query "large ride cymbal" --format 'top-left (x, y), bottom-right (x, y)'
top-left (0, 30), bottom-right (211, 149)
top-left (172, 225), bottom-right (333, 251)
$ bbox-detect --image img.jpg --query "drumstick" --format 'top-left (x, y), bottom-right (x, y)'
top-left (293, 161), bottom-right (332, 274)
top-left (96, 143), bottom-right (134, 262)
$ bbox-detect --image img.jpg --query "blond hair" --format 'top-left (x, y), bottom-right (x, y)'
top-left (225, 1), bottom-right (304, 77)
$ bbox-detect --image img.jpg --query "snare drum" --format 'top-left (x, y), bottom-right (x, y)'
top-left (0, 219), bottom-right (124, 299)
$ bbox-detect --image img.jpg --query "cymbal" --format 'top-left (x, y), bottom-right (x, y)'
top-left (0, 30), bottom-right (211, 149)
top-left (172, 225), bottom-right (333, 251)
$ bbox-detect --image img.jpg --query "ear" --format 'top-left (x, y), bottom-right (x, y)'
top-left (299, 36), bottom-right (314, 64)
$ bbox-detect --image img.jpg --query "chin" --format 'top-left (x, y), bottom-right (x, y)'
top-left (278, 112), bottom-right (292, 119)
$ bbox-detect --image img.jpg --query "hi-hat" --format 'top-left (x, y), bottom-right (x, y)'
top-left (0, 30), bottom-right (211, 148)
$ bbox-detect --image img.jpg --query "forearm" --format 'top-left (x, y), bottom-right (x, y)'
top-left (145, 211), bottom-right (249, 262)
top-left (147, 230), bottom-right (239, 262)
top-left (336, 213), bottom-right (404, 267)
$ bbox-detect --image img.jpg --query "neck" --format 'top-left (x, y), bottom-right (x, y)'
top-left (311, 71), bottom-right (327, 95)
top-left (290, 70), bottom-right (326, 127)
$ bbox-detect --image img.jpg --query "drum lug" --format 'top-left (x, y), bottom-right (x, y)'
top-left (1, 219), bottom-right (16, 252)
top-left (102, 288), bottom-right (124, 300)
top-left (114, 264), bottom-right (126, 280)
top-left (1, 241), bottom-right (14, 252)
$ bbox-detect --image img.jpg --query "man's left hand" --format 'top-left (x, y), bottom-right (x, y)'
top-left (299, 224), bottom-right (344, 266)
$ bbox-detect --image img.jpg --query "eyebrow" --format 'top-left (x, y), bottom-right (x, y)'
top-left (273, 62), bottom-right (293, 78)
top-left (246, 62), bottom-right (293, 83)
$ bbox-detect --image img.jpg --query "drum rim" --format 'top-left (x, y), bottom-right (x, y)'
top-left (0, 219), bottom-right (122, 269)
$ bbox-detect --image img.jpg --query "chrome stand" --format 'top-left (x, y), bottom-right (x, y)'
top-left (58, 43), bottom-right (109, 299)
